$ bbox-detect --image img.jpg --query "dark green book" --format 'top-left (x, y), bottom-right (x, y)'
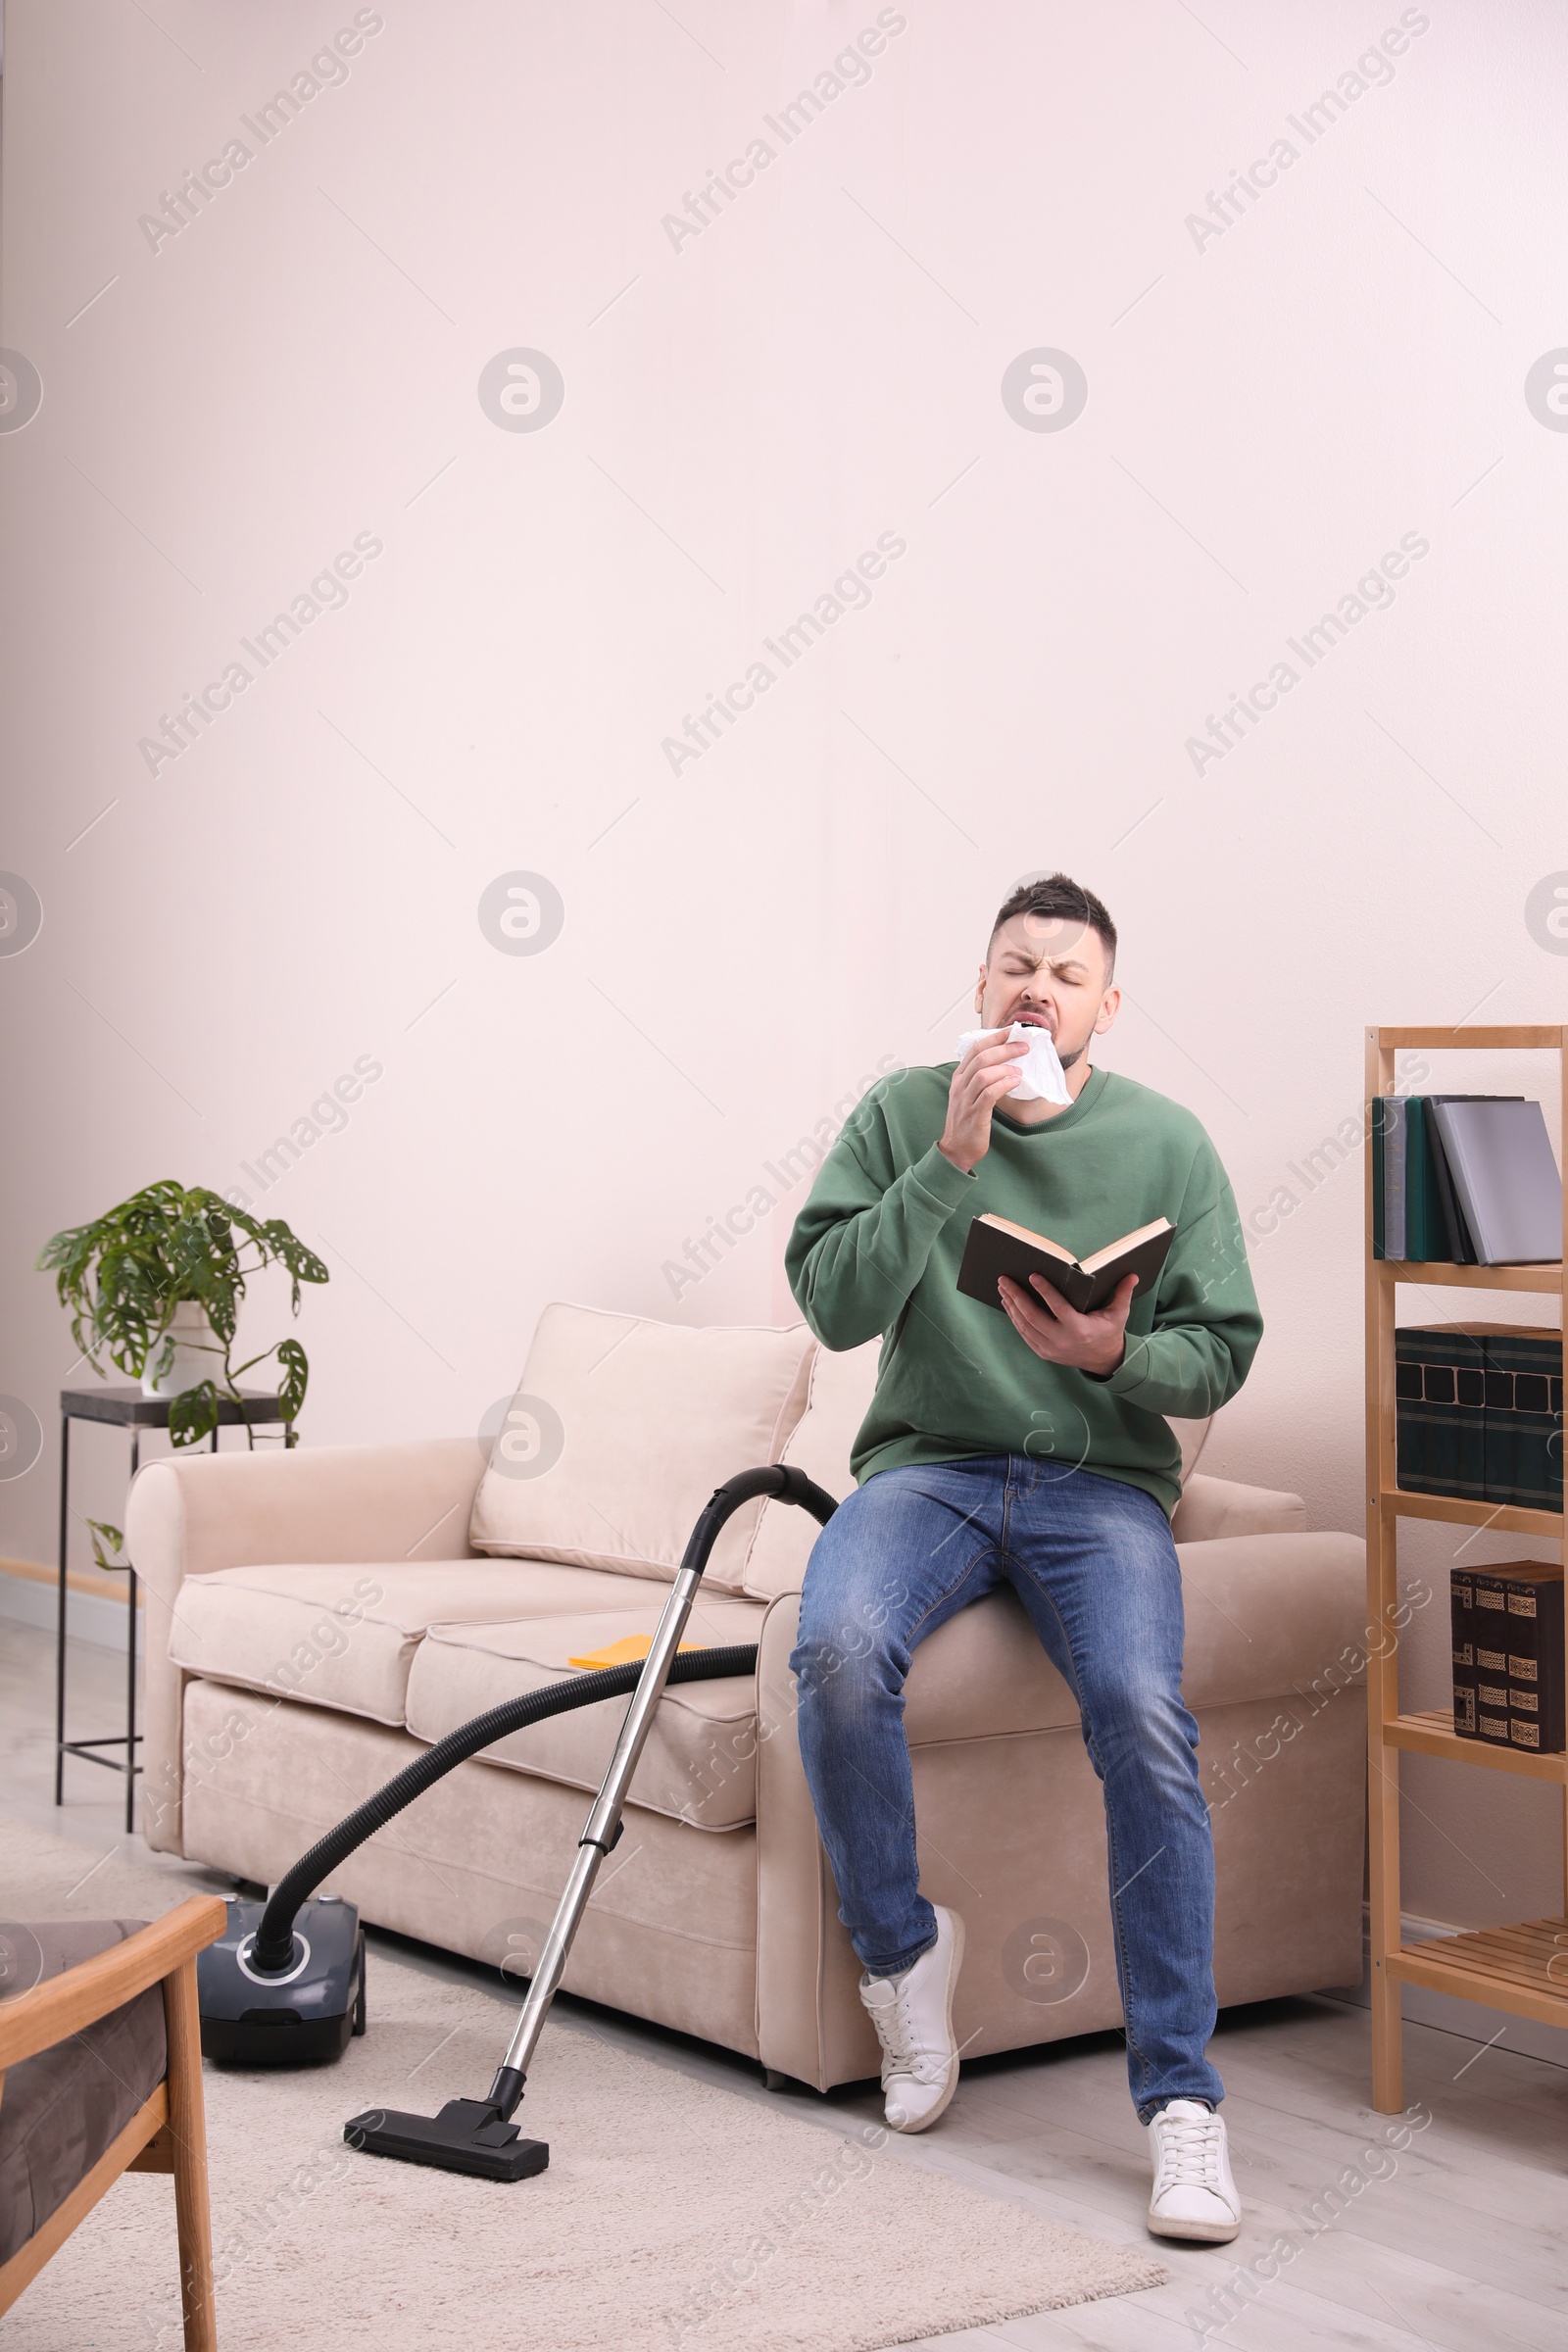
top-left (1395, 1327), bottom-right (1488, 1498)
top-left (1396, 1324), bottom-right (1561, 1510)
top-left (1483, 1333), bottom-right (1563, 1513)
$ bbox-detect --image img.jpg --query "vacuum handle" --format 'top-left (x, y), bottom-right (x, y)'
top-left (490, 1462), bottom-right (835, 2107)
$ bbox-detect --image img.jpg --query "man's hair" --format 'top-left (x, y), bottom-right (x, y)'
top-left (989, 871), bottom-right (1117, 981)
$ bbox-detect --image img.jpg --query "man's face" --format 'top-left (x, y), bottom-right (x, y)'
top-left (974, 910), bottom-right (1120, 1069)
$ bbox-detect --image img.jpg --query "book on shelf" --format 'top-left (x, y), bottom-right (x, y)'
top-left (1396, 1323), bottom-right (1563, 1512)
top-left (1453, 1562), bottom-right (1565, 1754)
top-left (1427, 1099), bottom-right (1564, 1265)
top-left (1450, 1572), bottom-right (1478, 1739)
top-left (956, 1212), bottom-right (1174, 1318)
top-left (1371, 1095), bottom-right (1541, 1262)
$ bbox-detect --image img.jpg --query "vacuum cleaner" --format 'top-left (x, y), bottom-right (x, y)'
top-left (197, 1462), bottom-right (837, 2179)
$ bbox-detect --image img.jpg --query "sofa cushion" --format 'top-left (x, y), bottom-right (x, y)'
top-left (468, 1303), bottom-right (815, 1593)
top-left (0, 1920), bottom-right (167, 2268)
top-left (405, 1594), bottom-right (767, 1830)
top-left (168, 1559), bottom-right (672, 1728)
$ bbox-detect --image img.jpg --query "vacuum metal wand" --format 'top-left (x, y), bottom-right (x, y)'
top-left (489, 1558), bottom-right (706, 2104)
top-left (486, 1462), bottom-right (837, 2121)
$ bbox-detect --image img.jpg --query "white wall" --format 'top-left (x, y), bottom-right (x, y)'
top-left (2, 1), bottom-right (1565, 1923)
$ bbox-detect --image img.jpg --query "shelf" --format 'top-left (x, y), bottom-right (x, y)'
top-left (1364, 1021), bottom-right (1568, 2110)
top-left (1380, 1710), bottom-right (1568, 1785)
top-left (1375, 1260), bottom-right (1563, 1294)
top-left (1392, 1917), bottom-right (1568, 2031)
top-left (1374, 1486), bottom-right (1563, 1537)
top-left (1371, 1025), bottom-right (1566, 1052)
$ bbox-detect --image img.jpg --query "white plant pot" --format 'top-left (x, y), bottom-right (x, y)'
top-left (141, 1300), bottom-right (222, 1397)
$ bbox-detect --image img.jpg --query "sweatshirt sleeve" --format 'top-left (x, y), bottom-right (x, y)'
top-left (1091, 1152), bottom-right (1262, 1418)
top-left (785, 1124), bottom-right (976, 1350)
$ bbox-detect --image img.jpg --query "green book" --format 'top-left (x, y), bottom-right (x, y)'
top-left (1403, 1098), bottom-right (1446, 1262)
top-left (1482, 1332), bottom-right (1563, 1513)
top-left (1396, 1326), bottom-right (1487, 1498)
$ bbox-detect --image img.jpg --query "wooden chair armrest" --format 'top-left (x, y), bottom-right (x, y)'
top-left (0, 1896), bottom-right (227, 2070)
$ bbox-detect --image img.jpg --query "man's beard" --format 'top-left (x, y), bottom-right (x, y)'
top-left (1056, 1038), bottom-right (1087, 1071)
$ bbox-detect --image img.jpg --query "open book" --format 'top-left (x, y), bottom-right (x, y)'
top-left (956, 1212), bottom-right (1174, 1317)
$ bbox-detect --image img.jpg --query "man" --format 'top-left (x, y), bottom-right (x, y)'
top-left (783, 872), bottom-right (1261, 2245)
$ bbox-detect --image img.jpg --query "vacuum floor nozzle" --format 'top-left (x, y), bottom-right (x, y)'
top-left (344, 2097), bottom-right (549, 2182)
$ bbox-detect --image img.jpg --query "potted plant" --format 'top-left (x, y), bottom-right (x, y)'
top-left (37, 1180), bottom-right (328, 1450)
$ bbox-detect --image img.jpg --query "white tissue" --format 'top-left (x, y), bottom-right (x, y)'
top-left (956, 1022), bottom-right (1073, 1106)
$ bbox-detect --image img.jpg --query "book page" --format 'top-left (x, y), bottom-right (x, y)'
top-left (1078, 1217), bottom-right (1173, 1276)
top-left (977, 1212), bottom-right (1077, 1266)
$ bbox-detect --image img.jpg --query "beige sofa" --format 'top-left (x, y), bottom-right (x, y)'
top-left (127, 1304), bottom-right (1368, 2092)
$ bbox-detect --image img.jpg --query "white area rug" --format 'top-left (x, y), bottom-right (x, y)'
top-left (3, 1822), bottom-right (1165, 2350)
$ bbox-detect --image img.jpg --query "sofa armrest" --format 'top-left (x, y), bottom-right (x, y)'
top-left (128, 1438), bottom-right (481, 1858)
top-left (1171, 1471), bottom-right (1308, 1543)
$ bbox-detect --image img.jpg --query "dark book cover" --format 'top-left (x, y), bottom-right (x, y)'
top-left (1395, 1324), bottom-right (1559, 1511)
top-left (1424, 1102), bottom-right (1475, 1262)
top-left (1403, 1098), bottom-right (1446, 1263)
top-left (1483, 1333), bottom-right (1564, 1515)
top-left (1473, 1563), bottom-right (1565, 1753)
top-left (956, 1212), bottom-right (1174, 1318)
top-left (1395, 1328), bottom-right (1488, 1499)
top-left (1450, 1571), bottom-right (1478, 1740)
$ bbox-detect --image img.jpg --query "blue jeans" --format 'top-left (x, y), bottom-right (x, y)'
top-left (790, 1454), bottom-right (1223, 2120)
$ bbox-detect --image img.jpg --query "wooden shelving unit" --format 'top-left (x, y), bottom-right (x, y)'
top-left (1365, 1024), bottom-right (1568, 2108)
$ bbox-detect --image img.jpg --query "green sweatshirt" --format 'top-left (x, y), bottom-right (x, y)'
top-left (784, 1062), bottom-right (1262, 1519)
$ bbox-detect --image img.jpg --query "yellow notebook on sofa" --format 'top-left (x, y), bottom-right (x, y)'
top-left (567, 1635), bottom-right (704, 1671)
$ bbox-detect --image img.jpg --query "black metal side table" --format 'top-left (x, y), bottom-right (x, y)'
top-left (55, 1386), bottom-right (297, 1831)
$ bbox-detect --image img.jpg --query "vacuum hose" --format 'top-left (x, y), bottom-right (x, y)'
top-left (250, 1461), bottom-right (836, 1977)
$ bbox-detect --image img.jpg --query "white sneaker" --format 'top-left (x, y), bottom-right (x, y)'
top-left (858, 1907), bottom-right (966, 2134)
top-left (1146, 2098), bottom-right (1241, 2242)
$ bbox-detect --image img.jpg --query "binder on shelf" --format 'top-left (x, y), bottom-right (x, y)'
top-left (1427, 1098), bottom-right (1564, 1266)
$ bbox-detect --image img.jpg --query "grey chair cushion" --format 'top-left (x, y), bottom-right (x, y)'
top-left (0, 1920), bottom-right (167, 2266)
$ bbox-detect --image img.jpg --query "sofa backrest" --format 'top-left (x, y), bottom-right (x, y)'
top-left (468, 1301), bottom-right (1219, 1602)
top-left (468, 1302), bottom-right (815, 1594)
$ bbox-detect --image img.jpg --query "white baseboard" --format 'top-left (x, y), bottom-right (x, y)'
top-left (1317, 1908), bottom-right (1568, 2073)
top-left (0, 1563), bottom-right (140, 1653)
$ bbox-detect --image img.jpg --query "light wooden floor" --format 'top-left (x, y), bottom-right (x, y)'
top-left (8, 1614), bottom-right (1565, 2351)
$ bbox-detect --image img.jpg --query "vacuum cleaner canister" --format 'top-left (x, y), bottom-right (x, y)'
top-left (198, 1894), bottom-right (365, 2067)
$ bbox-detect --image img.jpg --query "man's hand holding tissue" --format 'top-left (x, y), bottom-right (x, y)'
top-left (999, 1267), bottom-right (1139, 1378)
top-left (937, 1030), bottom-right (1031, 1174)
